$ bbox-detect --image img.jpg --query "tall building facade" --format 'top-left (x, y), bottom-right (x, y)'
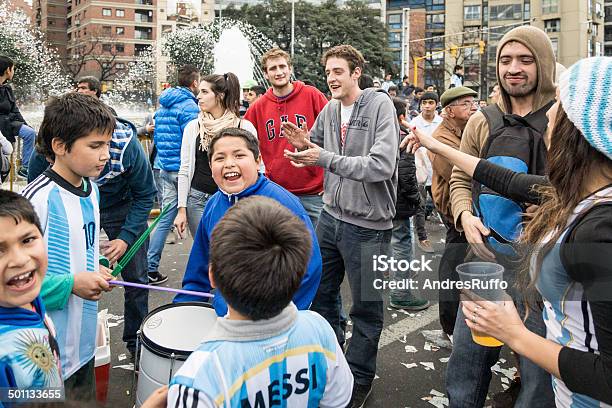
top-left (33, 0), bottom-right (213, 89)
top-left (387, 0), bottom-right (604, 97)
top-left (386, 0), bottom-right (446, 89)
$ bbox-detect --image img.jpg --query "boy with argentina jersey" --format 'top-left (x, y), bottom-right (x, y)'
top-left (21, 93), bottom-right (115, 399)
top-left (168, 197), bottom-right (352, 407)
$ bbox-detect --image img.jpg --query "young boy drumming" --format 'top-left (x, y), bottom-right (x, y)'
top-left (168, 196), bottom-right (353, 407)
top-left (21, 93), bottom-right (115, 401)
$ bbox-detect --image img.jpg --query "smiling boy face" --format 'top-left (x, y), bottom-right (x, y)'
top-left (210, 136), bottom-right (261, 194)
top-left (0, 216), bottom-right (47, 309)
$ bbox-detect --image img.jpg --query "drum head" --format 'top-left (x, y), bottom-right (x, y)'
top-left (141, 302), bottom-right (217, 357)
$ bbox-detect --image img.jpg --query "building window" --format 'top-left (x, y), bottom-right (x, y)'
top-left (116, 44), bottom-right (125, 52)
top-left (605, 25), bottom-right (612, 42)
top-left (541, 0), bottom-right (559, 14)
top-left (388, 13), bottom-right (401, 30)
top-left (116, 27), bottom-right (124, 35)
top-left (490, 4), bottom-right (522, 20)
top-left (134, 27), bottom-right (153, 40)
top-left (550, 38), bottom-right (558, 56)
top-left (116, 63), bottom-right (125, 69)
top-left (596, 2), bottom-right (603, 17)
top-left (388, 32), bottom-right (401, 48)
top-left (605, 6), bottom-right (612, 22)
top-left (426, 0), bottom-right (444, 12)
top-left (427, 13), bottom-right (445, 29)
top-left (116, 9), bottom-right (124, 17)
top-left (102, 44), bottom-right (112, 52)
top-left (524, 2), bottom-right (530, 19)
top-left (544, 19), bottom-right (560, 33)
top-left (102, 25), bottom-right (111, 36)
top-left (464, 5), bottom-right (481, 20)
top-left (605, 45), bottom-right (612, 56)
top-left (596, 41), bottom-right (602, 56)
top-left (102, 8), bottom-right (111, 16)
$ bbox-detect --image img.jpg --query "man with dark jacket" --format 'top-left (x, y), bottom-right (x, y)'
top-left (146, 65), bottom-right (200, 284)
top-left (390, 98), bottom-right (429, 311)
top-left (429, 87), bottom-right (477, 338)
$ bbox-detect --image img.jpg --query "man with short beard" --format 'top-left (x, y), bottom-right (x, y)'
top-left (447, 26), bottom-right (556, 407)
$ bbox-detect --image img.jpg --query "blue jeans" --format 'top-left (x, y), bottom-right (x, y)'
top-left (100, 203), bottom-right (149, 352)
top-left (446, 276), bottom-right (555, 407)
top-left (298, 194), bottom-right (324, 227)
top-left (18, 125), bottom-right (36, 168)
top-left (147, 170), bottom-right (178, 273)
top-left (152, 168), bottom-right (163, 206)
top-left (186, 188), bottom-right (211, 237)
top-left (311, 210), bottom-right (390, 385)
top-left (389, 218), bottom-right (420, 302)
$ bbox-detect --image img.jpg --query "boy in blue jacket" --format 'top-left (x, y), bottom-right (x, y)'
top-left (0, 191), bottom-right (63, 399)
top-left (174, 127), bottom-right (322, 315)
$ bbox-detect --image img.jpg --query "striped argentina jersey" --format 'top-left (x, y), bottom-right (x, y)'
top-left (168, 305), bottom-right (353, 408)
top-left (534, 187), bottom-right (612, 408)
top-left (22, 169), bottom-right (100, 379)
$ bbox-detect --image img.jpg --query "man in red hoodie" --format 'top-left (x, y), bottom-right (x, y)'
top-left (245, 48), bottom-right (328, 225)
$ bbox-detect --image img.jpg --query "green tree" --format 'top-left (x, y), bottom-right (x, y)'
top-left (224, 0), bottom-right (392, 91)
top-left (0, 2), bottom-right (70, 101)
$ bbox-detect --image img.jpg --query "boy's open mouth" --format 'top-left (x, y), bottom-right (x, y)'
top-left (6, 271), bottom-right (35, 290)
top-left (224, 172), bottom-right (241, 181)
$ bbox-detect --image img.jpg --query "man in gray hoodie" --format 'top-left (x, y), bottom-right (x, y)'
top-left (283, 44), bottom-right (399, 408)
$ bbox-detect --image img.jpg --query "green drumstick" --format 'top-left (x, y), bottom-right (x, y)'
top-left (110, 204), bottom-right (172, 277)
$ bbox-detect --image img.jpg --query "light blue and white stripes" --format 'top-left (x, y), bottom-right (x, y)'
top-left (559, 56), bottom-right (612, 160)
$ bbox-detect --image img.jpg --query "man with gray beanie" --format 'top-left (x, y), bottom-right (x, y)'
top-left (447, 25), bottom-right (556, 407)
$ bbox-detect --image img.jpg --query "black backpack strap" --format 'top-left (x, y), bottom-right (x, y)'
top-left (479, 104), bottom-right (505, 159)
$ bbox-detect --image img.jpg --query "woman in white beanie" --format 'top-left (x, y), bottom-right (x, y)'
top-left (458, 57), bottom-right (612, 407)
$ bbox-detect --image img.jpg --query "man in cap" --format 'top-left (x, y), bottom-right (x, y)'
top-left (429, 87), bottom-right (478, 340)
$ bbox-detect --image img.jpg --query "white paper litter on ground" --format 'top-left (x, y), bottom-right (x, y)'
top-left (422, 390), bottom-right (449, 408)
top-left (113, 363), bottom-right (134, 371)
top-left (399, 335), bottom-right (407, 343)
top-left (421, 330), bottom-right (453, 350)
top-left (424, 341), bottom-right (440, 352)
top-left (499, 358), bottom-right (506, 363)
top-left (405, 345), bottom-right (418, 353)
top-left (502, 383), bottom-right (509, 391)
top-left (346, 331), bottom-right (352, 340)
top-left (400, 362), bottom-right (418, 369)
top-left (430, 389), bottom-right (445, 397)
top-left (491, 363), bottom-right (517, 379)
top-left (501, 377), bottom-right (509, 384)
top-left (347, 320), bottom-right (353, 326)
top-left (118, 353), bottom-right (127, 362)
top-left (439, 357), bottom-right (449, 363)
top-left (374, 374), bottom-right (380, 380)
top-left (420, 362), bottom-right (435, 370)
top-left (391, 313), bottom-right (398, 319)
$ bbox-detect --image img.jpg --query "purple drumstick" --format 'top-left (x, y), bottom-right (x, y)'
top-left (109, 280), bottom-right (214, 298)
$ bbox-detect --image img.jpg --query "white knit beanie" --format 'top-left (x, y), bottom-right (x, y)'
top-left (558, 57), bottom-right (612, 160)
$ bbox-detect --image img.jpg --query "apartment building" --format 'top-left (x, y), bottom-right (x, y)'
top-left (448, 0), bottom-right (603, 96)
top-left (33, 0), bottom-right (213, 88)
top-left (386, 0), bottom-right (445, 88)
top-left (388, 0), bottom-right (604, 97)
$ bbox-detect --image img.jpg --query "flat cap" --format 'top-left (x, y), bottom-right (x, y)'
top-left (440, 86), bottom-right (478, 107)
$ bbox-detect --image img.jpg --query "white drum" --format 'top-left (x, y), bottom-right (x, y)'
top-left (135, 302), bottom-right (217, 407)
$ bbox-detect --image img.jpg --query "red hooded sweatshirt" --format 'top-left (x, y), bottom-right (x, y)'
top-left (245, 81), bottom-right (327, 195)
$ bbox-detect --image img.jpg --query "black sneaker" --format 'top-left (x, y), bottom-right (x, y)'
top-left (148, 271), bottom-right (168, 285)
top-left (350, 382), bottom-right (372, 408)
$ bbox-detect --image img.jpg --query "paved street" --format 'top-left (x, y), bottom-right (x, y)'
top-left (100, 219), bottom-right (515, 408)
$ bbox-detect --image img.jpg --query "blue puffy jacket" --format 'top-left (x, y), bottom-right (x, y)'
top-left (174, 175), bottom-right (323, 316)
top-left (153, 87), bottom-right (199, 171)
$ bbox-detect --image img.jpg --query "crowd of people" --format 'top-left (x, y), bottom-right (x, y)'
top-left (0, 23), bottom-right (611, 408)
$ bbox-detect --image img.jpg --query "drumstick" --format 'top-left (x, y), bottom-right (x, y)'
top-left (109, 280), bottom-right (214, 299)
top-left (111, 203), bottom-right (172, 277)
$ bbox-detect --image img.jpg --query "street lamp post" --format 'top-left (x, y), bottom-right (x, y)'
top-left (291, 0), bottom-right (295, 58)
top-left (400, 7), bottom-right (410, 80)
